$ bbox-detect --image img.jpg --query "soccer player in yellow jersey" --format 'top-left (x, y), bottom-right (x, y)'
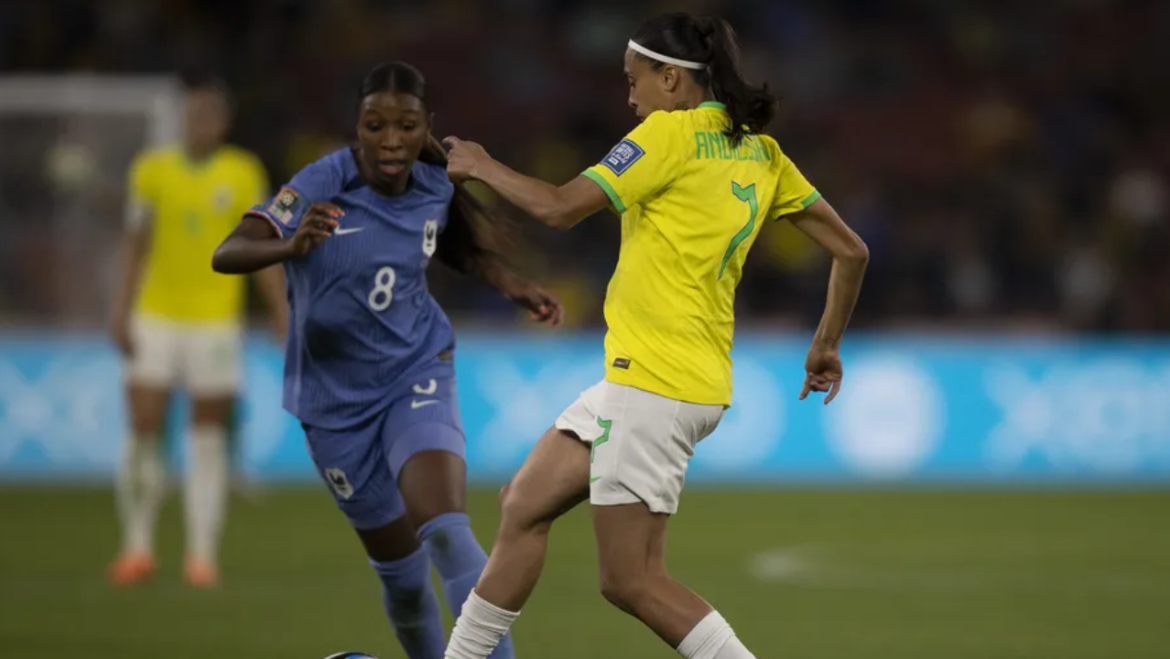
top-left (440, 12), bottom-right (869, 659)
top-left (107, 75), bottom-right (287, 588)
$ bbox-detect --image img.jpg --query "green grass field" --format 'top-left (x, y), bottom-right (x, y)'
top-left (2, 486), bottom-right (1168, 659)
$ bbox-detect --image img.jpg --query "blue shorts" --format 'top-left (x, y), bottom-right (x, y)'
top-left (303, 376), bottom-right (465, 530)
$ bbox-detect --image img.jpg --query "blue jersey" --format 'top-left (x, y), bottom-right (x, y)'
top-left (248, 149), bottom-right (456, 429)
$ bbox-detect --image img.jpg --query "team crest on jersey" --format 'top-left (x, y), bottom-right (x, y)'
top-left (422, 219), bottom-right (438, 256)
top-left (268, 188), bottom-right (299, 225)
top-left (214, 186), bottom-right (233, 212)
top-left (325, 468), bottom-right (354, 500)
top-left (601, 139), bottom-right (645, 176)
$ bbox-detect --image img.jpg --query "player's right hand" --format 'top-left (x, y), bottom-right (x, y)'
top-left (288, 203), bottom-right (343, 257)
top-left (800, 344), bottom-right (844, 404)
top-left (110, 316), bottom-right (134, 358)
top-left (442, 136), bottom-right (490, 182)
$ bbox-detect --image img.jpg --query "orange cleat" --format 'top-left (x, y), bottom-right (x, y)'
top-left (184, 560), bottom-right (219, 589)
top-left (109, 552), bottom-right (156, 586)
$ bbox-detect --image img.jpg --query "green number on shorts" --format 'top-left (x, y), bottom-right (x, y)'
top-left (591, 417), bottom-right (612, 464)
top-left (718, 182), bottom-right (758, 279)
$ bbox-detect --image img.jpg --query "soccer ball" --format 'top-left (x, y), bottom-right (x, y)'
top-left (322, 653), bottom-right (378, 659)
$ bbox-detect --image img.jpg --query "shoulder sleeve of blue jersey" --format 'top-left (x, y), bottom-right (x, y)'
top-left (246, 150), bottom-right (348, 237)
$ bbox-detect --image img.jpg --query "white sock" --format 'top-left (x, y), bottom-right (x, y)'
top-left (116, 434), bottom-right (165, 556)
top-left (444, 590), bottom-right (520, 659)
top-left (678, 611), bottom-right (757, 659)
top-left (184, 425), bottom-right (228, 566)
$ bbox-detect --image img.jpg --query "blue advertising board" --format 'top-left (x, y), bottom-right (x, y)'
top-left (1, 332), bottom-right (1168, 484)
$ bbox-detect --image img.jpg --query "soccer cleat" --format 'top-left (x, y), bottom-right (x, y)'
top-left (109, 552), bottom-right (156, 586)
top-left (184, 560), bottom-right (219, 589)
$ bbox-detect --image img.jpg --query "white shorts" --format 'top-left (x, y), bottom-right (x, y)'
top-left (555, 380), bottom-right (724, 514)
top-left (124, 315), bottom-right (243, 397)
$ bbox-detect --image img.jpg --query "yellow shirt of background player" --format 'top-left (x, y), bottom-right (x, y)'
top-left (128, 146), bottom-right (268, 323)
top-left (583, 102), bottom-right (820, 406)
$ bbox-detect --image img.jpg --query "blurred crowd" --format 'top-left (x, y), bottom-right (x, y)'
top-left (1, 0), bottom-right (1168, 333)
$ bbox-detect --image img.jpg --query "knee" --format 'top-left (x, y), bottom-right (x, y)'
top-left (409, 501), bottom-right (462, 530)
top-left (598, 569), bottom-right (650, 615)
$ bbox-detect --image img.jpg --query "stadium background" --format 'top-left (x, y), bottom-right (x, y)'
top-left (1, 0), bottom-right (1168, 658)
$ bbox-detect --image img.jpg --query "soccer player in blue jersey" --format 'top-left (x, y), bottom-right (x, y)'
top-left (211, 62), bottom-right (557, 659)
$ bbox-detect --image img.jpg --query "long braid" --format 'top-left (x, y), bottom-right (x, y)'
top-left (421, 135), bottom-right (522, 276)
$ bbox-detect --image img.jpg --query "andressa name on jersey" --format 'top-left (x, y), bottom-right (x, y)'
top-left (694, 131), bottom-right (774, 163)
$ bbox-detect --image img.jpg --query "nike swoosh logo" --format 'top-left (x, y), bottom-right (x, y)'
top-left (589, 476), bottom-right (601, 483)
top-left (411, 400), bottom-right (439, 409)
top-left (334, 227), bottom-right (365, 235)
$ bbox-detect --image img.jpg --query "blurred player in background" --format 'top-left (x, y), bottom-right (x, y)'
top-left (108, 74), bottom-right (287, 588)
top-left (212, 62), bottom-right (558, 659)
top-left (441, 12), bottom-right (869, 659)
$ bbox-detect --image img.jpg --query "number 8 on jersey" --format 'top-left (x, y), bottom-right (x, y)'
top-left (368, 266), bottom-right (396, 311)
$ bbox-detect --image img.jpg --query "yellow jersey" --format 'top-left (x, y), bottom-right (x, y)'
top-left (582, 102), bottom-right (820, 406)
top-left (128, 145), bottom-right (268, 322)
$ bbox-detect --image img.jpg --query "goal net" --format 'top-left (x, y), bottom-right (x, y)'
top-left (0, 75), bottom-right (183, 329)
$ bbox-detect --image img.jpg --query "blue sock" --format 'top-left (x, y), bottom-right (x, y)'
top-left (419, 513), bottom-right (516, 659)
top-left (370, 548), bottom-right (447, 659)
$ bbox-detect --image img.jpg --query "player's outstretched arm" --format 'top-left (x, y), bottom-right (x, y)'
top-left (212, 203), bottom-right (341, 274)
top-left (443, 136), bottom-right (608, 230)
top-left (788, 197), bottom-right (869, 403)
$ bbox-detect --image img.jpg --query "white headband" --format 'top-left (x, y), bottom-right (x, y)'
top-left (627, 40), bottom-right (707, 70)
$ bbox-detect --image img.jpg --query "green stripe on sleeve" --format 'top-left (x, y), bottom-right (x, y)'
top-left (582, 169), bottom-right (627, 214)
top-left (800, 190), bottom-right (822, 209)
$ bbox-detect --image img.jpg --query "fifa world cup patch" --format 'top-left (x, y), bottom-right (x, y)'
top-left (601, 139), bottom-right (645, 176)
top-left (267, 188), bottom-right (299, 225)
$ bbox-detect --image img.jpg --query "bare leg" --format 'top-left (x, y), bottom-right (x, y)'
top-left (475, 428), bottom-right (589, 610)
top-left (593, 503), bottom-right (758, 659)
top-left (443, 428), bottom-right (589, 659)
top-left (593, 503), bottom-right (711, 645)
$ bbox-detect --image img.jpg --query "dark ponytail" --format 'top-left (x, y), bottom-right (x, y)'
top-left (420, 136), bottom-right (520, 272)
top-left (631, 13), bottom-right (777, 147)
top-left (359, 62), bottom-right (520, 275)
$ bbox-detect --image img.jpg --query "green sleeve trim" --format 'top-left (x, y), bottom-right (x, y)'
top-left (771, 189), bottom-right (823, 222)
top-left (582, 169), bottom-right (627, 214)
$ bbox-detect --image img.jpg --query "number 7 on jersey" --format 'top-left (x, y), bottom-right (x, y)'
top-left (719, 182), bottom-right (758, 279)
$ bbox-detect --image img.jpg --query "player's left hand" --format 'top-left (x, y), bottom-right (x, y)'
top-left (800, 344), bottom-right (843, 404)
top-left (442, 136), bottom-right (490, 182)
top-left (508, 283), bottom-right (565, 327)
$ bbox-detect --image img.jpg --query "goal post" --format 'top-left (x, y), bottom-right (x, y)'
top-left (0, 75), bottom-right (184, 328)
